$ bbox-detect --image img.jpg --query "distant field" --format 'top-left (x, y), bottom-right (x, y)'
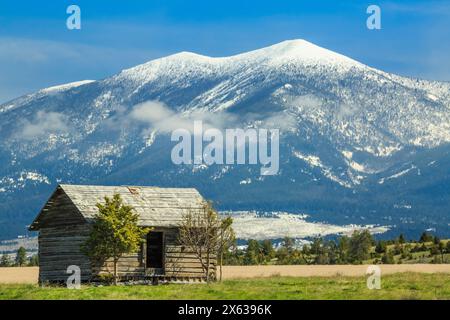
top-left (222, 264), bottom-right (450, 278)
top-left (0, 267), bottom-right (38, 284)
top-left (1, 265), bottom-right (450, 284)
top-left (0, 273), bottom-right (449, 300)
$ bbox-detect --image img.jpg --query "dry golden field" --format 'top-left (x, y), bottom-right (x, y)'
top-left (221, 264), bottom-right (450, 278)
top-left (0, 267), bottom-right (38, 284)
top-left (1, 265), bottom-right (450, 284)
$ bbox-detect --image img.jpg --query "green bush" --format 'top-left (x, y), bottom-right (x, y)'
top-left (97, 273), bottom-right (115, 285)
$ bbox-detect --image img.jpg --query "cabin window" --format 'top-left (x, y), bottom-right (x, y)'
top-left (146, 232), bottom-right (164, 269)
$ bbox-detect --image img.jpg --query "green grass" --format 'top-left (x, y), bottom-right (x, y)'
top-left (0, 273), bottom-right (449, 300)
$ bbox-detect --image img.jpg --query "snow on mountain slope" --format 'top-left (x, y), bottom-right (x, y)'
top-left (226, 211), bottom-right (389, 240)
top-left (115, 40), bottom-right (362, 84)
top-left (111, 40), bottom-right (450, 151)
top-left (0, 80), bottom-right (95, 114)
top-left (0, 39), bottom-right (449, 240)
top-left (40, 80), bottom-right (96, 93)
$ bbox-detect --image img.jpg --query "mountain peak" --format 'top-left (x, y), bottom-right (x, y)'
top-left (271, 38), bottom-right (316, 48)
top-left (119, 39), bottom-right (364, 80)
top-left (2, 39), bottom-right (450, 240)
top-left (166, 51), bottom-right (211, 61)
top-left (239, 39), bottom-right (362, 67)
top-left (40, 80), bottom-right (96, 93)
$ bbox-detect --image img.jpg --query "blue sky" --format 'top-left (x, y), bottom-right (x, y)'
top-left (0, 0), bottom-right (449, 103)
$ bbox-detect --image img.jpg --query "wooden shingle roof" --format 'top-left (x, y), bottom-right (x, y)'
top-left (30, 184), bottom-right (206, 230)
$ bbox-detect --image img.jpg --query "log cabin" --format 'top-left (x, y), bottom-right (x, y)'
top-left (29, 184), bottom-right (215, 283)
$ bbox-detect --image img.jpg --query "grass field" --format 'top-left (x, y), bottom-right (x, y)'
top-left (0, 273), bottom-right (449, 300)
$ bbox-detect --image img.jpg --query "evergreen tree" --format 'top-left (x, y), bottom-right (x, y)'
top-left (261, 240), bottom-right (275, 261)
top-left (337, 236), bottom-right (350, 264)
top-left (393, 241), bottom-right (402, 255)
top-left (310, 238), bottom-right (323, 255)
top-left (419, 232), bottom-right (433, 243)
top-left (223, 246), bottom-right (243, 265)
top-left (382, 250), bottom-right (395, 264)
top-left (244, 240), bottom-right (261, 265)
top-left (430, 245), bottom-right (439, 256)
top-left (433, 236), bottom-right (441, 245)
top-left (82, 194), bottom-right (150, 285)
top-left (348, 230), bottom-right (373, 264)
top-left (15, 247), bottom-right (27, 267)
top-left (314, 251), bottom-right (329, 264)
top-left (375, 240), bottom-right (387, 254)
top-left (432, 255), bottom-right (442, 264)
top-left (438, 241), bottom-right (445, 262)
top-left (420, 243), bottom-right (428, 252)
top-left (326, 241), bottom-right (339, 265)
top-left (28, 254), bottom-right (39, 266)
top-left (298, 244), bottom-right (314, 265)
top-left (275, 246), bottom-right (290, 265)
top-left (398, 234), bottom-right (406, 244)
top-left (0, 253), bottom-right (11, 267)
top-left (282, 237), bottom-right (295, 254)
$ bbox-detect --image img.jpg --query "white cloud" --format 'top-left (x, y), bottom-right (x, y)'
top-left (130, 101), bottom-right (173, 124)
top-left (127, 101), bottom-right (240, 134)
top-left (263, 112), bottom-right (297, 131)
top-left (128, 101), bottom-right (194, 133)
top-left (124, 100), bottom-right (295, 143)
top-left (337, 103), bottom-right (359, 120)
top-left (291, 94), bottom-right (323, 110)
top-left (19, 111), bottom-right (70, 140)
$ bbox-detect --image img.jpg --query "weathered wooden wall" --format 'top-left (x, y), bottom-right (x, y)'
top-left (92, 252), bottom-right (144, 279)
top-left (93, 227), bottom-right (216, 280)
top-left (38, 189), bottom-right (91, 283)
top-left (39, 225), bottom-right (91, 282)
top-left (163, 228), bottom-right (216, 279)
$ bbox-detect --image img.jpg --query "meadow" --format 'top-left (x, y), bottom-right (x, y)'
top-left (0, 272), bottom-right (449, 300)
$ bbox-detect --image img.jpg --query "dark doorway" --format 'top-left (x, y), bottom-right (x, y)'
top-left (146, 232), bottom-right (164, 269)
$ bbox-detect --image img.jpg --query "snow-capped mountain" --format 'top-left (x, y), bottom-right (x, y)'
top-left (1, 39), bottom-right (450, 240)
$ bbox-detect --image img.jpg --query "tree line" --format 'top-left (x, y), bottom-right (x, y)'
top-left (224, 231), bottom-right (450, 265)
top-left (2, 228), bottom-right (449, 270)
top-left (0, 247), bottom-right (38, 267)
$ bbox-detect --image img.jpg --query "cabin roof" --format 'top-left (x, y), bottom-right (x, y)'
top-left (30, 184), bottom-right (206, 230)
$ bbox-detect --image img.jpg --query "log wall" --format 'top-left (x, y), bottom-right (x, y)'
top-left (39, 225), bottom-right (91, 283)
top-left (93, 227), bottom-right (216, 280)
